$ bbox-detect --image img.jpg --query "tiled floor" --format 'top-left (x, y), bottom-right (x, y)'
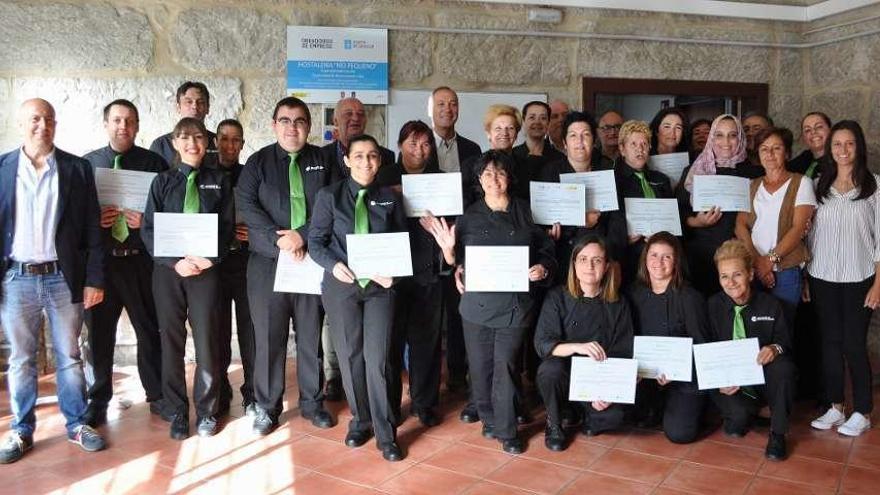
top-left (2, 362), bottom-right (880, 494)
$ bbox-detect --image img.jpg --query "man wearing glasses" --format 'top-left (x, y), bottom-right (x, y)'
top-left (235, 97), bottom-right (335, 435)
top-left (597, 110), bottom-right (624, 170)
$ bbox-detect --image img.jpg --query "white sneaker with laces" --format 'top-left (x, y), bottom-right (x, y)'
top-left (811, 407), bottom-right (846, 430)
top-left (837, 412), bottom-right (871, 437)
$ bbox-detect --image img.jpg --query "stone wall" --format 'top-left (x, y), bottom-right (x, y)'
top-left (1, 0), bottom-right (879, 368)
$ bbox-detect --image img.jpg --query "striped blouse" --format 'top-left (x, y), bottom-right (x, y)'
top-left (807, 174), bottom-right (880, 283)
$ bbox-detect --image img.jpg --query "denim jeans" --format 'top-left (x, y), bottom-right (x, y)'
top-left (772, 267), bottom-right (801, 330)
top-left (1, 268), bottom-right (87, 437)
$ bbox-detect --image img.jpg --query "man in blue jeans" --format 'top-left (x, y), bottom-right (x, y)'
top-left (0, 98), bottom-right (107, 464)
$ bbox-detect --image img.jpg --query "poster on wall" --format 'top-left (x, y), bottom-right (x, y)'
top-left (286, 26), bottom-right (388, 104)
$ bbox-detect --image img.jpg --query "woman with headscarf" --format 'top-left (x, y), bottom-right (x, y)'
top-left (679, 114), bottom-right (764, 295)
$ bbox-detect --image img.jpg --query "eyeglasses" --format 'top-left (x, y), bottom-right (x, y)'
top-left (275, 117), bottom-right (309, 128)
top-left (598, 124), bottom-right (622, 132)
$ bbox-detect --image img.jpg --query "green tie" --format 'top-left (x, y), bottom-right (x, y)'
top-left (633, 171), bottom-right (655, 198)
top-left (733, 304), bottom-right (757, 399)
top-left (110, 155), bottom-right (129, 243)
top-left (183, 169), bottom-right (200, 214)
top-left (354, 188), bottom-right (370, 288)
top-left (804, 160), bottom-right (818, 179)
top-left (288, 152), bottom-right (306, 229)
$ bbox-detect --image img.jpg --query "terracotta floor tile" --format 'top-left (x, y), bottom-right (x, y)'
top-left (423, 442), bottom-right (513, 478)
top-left (573, 428), bottom-right (628, 448)
top-left (615, 429), bottom-right (694, 459)
top-left (660, 461), bottom-right (753, 495)
top-left (705, 427), bottom-right (772, 449)
top-left (560, 471), bottom-right (654, 495)
top-left (462, 480), bottom-right (536, 495)
top-left (282, 435), bottom-right (356, 469)
top-left (745, 476), bottom-right (836, 495)
top-left (587, 448), bottom-right (677, 485)
top-left (840, 465), bottom-right (880, 495)
top-left (854, 427), bottom-right (880, 447)
top-left (315, 448), bottom-right (412, 487)
top-left (288, 472), bottom-right (380, 495)
top-left (395, 432), bottom-right (452, 463)
top-left (521, 435), bottom-right (608, 469)
top-left (758, 455), bottom-right (844, 490)
top-left (421, 415), bottom-right (481, 441)
top-left (788, 428), bottom-right (854, 463)
top-left (460, 428), bottom-right (508, 450)
top-left (486, 457), bottom-right (581, 494)
top-left (0, 471), bottom-right (72, 495)
top-left (848, 442), bottom-right (880, 470)
top-left (378, 464), bottom-right (479, 495)
top-left (683, 440), bottom-right (766, 473)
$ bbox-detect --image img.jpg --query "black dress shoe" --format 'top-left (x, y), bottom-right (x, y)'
top-left (723, 422), bottom-right (747, 438)
top-left (83, 405), bottom-right (107, 428)
top-left (150, 400), bottom-right (174, 422)
top-left (516, 412), bottom-right (533, 425)
top-left (481, 424), bottom-right (496, 439)
top-left (344, 429), bottom-right (372, 448)
top-left (560, 406), bottom-right (582, 428)
top-left (303, 409), bottom-right (335, 429)
top-left (170, 414), bottom-right (190, 440)
top-left (581, 419), bottom-right (598, 437)
top-left (380, 442), bottom-right (405, 462)
top-left (416, 408), bottom-right (441, 427)
top-left (459, 403), bottom-right (479, 423)
top-left (324, 377), bottom-right (343, 402)
top-left (501, 437), bottom-right (524, 454)
top-left (544, 423), bottom-right (567, 451)
top-left (765, 432), bottom-right (787, 461)
top-left (252, 408), bottom-right (278, 436)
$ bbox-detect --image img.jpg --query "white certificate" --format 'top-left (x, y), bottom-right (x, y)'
top-left (94, 168), bottom-right (157, 212)
top-left (693, 338), bottom-right (766, 390)
top-left (648, 152), bottom-right (690, 188)
top-left (624, 198), bottom-right (682, 236)
top-left (559, 170), bottom-right (619, 212)
top-left (692, 175), bottom-right (752, 212)
top-left (401, 172), bottom-right (463, 217)
top-left (568, 357), bottom-right (638, 404)
top-left (153, 213), bottom-right (218, 258)
top-left (633, 336), bottom-right (693, 382)
top-left (273, 253), bottom-right (324, 295)
top-left (465, 245), bottom-right (529, 292)
top-left (529, 181), bottom-right (586, 226)
top-left (345, 232), bottom-right (413, 278)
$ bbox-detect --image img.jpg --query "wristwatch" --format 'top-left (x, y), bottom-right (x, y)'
top-left (768, 249), bottom-right (782, 265)
top-left (771, 344), bottom-right (784, 355)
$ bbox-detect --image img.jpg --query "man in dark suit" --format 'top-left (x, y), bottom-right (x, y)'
top-left (82, 99), bottom-right (169, 427)
top-left (429, 86), bottom-right (481, 173)
top-left (0, 99), bottom-right (107, 464)
top-left (318, 96), bottom-right (394, 399)
top-left (149, 81), bottom-right (217, 166)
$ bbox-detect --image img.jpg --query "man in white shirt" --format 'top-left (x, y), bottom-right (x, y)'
top-left (428, 87), bottom-right (481, 173)
top-left (0, 99), bottom-right (107, 464)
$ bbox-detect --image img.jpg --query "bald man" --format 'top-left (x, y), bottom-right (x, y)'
top-left (547, 99), bottom-right (570, 152)
top-left (598, 110), bottom-right (624, 169)
top-left (320, 97), bottom-right (394, 182)
top-left (0, 99), bottom-right (107, 463)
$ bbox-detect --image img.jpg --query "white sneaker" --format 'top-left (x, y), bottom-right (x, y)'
top-left (811, 407), bottom-right (846, 430)
top-left (837, 412), bottom-right (871, 437)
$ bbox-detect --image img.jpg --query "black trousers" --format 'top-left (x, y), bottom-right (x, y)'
top-left (462, 320), bottom-right (526, 440)
top-left (85, 253), bottom-right (163, 407)
top-left (248, 254), bottom-right (324, 417)
top-left (536, 356), bottom-right (626, 434)
top-left (153, 263), bottom-right (220, 418)
top-left (323, 275), bottom-right (397, 444)
top-left (217, 249), bottom-right (255, 406)
top-left (635, 379), bottom-right (705, 443)
top-left (389, 278), bottom-right (442, 420)
top-left (711, 356), bottom-right (796, 435)
top-left (441, 274), bottom-right (468, 381)
top-left (810, 275), bottom-right (874, 414)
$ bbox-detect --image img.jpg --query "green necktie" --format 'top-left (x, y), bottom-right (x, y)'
top-left (633, 170), bottom-right (656, 199)
top-left (183, 169), bottom-right (200, 214)
top-left (733, 304), bottom-right (757, 399)
top-left (110, 155), bottom-right (129, 243)
top-left (804, 160), bottom-right (818, 179)
top-left (288, 152), bottom-right (306, 229)
top-left (354, 188), bottom-right (370, 288)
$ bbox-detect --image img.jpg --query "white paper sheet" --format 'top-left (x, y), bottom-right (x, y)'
top-left (624, 198), bottom-right (683, 236)
top-left (464, 245), bottom-right (529, 293)
top-left (345, 232), bottom-right (413, 278)
top-left (633, 336), bottom-right (693, 382)
top-left (559, 169), bottom-right (619, 212)
top-left (94, 168), bottom-right (157, 212)
top-left (273, 253), bottom-right (324, 295)
top-left (153, 213), bottom-right (218, 258)
top-left (568, 357), bottom-right (639, 404)
top-left (401, 172), bottom-right (463, 217)
top-left (691, 175), bottom-right (752, 212)
top-left (529, 181), bottom-right (586, 226)
top-left (693, 338), bottom-right (766, 390)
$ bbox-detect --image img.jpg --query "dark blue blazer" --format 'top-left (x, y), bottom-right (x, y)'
top-left (0, 147), bottom-right (104, 302)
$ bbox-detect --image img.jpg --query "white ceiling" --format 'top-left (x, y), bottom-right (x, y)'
top-left (469, 0), bottom-right (880, 21)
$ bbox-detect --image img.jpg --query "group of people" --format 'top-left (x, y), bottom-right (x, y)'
top-left (0, 81), bottom-right (876, 467)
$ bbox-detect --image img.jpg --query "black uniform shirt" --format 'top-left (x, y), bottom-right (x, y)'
top-left (308, 176), bottom-right (408, 272)
top-left (84, 144), bottom-right (169, 252)
top-left (627, 284), bottom-right (708, 343)
top-left (455, 197), bottom-right (557, 329)
top-left (236, 143), bottom-right (332, 260)
top-left (149, 130), bottom-right (217, 167)
top-left (141, 163), bottom-right (234, 269)
top-left (319, 140), bottom-right (395, 184)
top-left (787, 149), bottom-right (822, 179)
top-left (534, 286), bottom-right (634, 360)
top-left (706, 290), bottom-right (792, 353)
